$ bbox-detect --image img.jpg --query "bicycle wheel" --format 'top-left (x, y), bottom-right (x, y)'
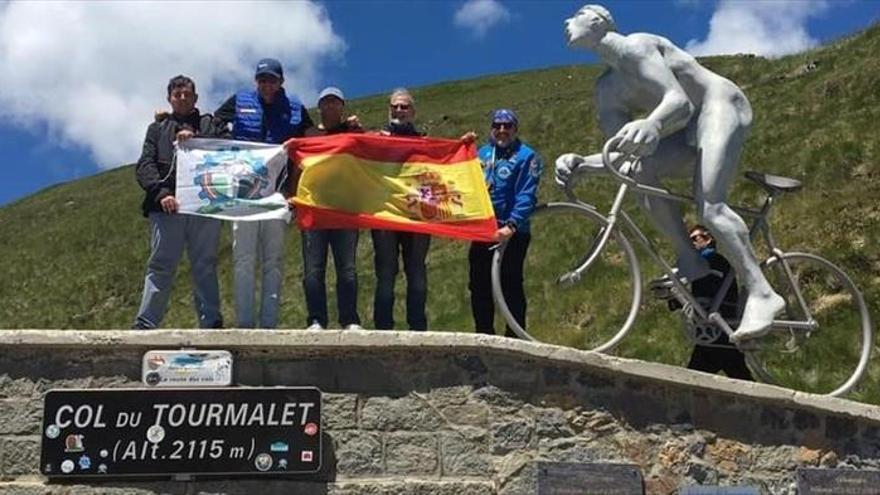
top-left (745, 252), bottom-right (873, 396)
top-left (491, 201), bottom-right (641, 352)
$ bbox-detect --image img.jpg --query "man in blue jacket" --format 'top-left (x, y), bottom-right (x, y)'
top-left (213, 58), bottom-right (314, 328)
top-left (469, 109), bottom-right (542, 336)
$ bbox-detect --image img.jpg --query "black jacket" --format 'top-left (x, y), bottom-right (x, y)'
top-left (135, 110), bottom-right (214, 216)
top-left (382, 121), bottom-right (424, 137)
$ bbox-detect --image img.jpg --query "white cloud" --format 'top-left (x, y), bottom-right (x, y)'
top-left (0, 1), bottom-right (344, 168)
top-left (686, 0), bottom-right (829, 58)
top-left (453, 0), bottom-right (511, 39)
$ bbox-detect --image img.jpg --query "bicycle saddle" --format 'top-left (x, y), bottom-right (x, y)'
top-left (745, 171), bottom-right (803, 194)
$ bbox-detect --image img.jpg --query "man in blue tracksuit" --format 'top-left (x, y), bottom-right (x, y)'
top-left (213, 58), bottom-right (314, 328)
top-left (469, 109), bottom-right (542, 336)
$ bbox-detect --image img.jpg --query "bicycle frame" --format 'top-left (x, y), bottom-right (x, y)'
top-left (566, 137), bottom-right (819, 342)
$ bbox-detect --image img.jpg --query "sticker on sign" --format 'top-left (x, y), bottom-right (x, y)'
top-left (142, 350), bottom-right (232, 387)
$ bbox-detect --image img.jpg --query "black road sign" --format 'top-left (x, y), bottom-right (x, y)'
top-left (40, 387), bottom-right (322, 478)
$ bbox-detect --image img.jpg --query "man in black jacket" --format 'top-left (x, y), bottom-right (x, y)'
top-left (133, 75), bottom-right (222, 330)
top-left (372, 88), bottom-right (431, 331)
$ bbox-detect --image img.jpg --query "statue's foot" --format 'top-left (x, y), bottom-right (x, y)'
top-left (675, 255), bottom-right (711, 282)
top-left (730, 292), bottom-right (786, 343)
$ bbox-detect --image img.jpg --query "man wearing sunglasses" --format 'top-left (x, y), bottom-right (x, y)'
top-left (213, 58), bottom-right (314, 329)
top-left (675, 225), bottom-right (752, 379)
top-left (372, 88), bottom-right (431, 331)
top-left (469, 109), bottom-right (542, 337)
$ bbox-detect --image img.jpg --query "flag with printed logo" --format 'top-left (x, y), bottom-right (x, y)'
top-left (175, 138), bottom-right (291, 222)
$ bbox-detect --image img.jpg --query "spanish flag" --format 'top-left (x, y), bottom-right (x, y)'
top-left (288, 133), bottom-right (496, 242)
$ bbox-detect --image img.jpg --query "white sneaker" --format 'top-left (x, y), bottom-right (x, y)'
top-left (344, 324), bottom-right (364, 330)
top-left (306, 322), bottom-right (324, 331)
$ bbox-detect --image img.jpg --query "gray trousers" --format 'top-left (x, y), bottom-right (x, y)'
top-left (134, 212), bottom-right (222, 329)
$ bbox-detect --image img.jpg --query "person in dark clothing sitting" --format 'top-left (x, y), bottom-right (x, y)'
top-left (654, 225), bottom-right (754, 380)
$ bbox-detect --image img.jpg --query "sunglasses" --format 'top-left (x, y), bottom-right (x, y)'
top-left (690, 233), bottom-right (710, 242)
top-left (492, 122), bottom-right (515, 130)
top-left (389, 103), bottom-right (412, 110)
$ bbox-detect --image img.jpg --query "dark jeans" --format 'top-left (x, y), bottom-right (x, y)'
top-left (302, 229), bottom-right (360, 327)
top-left (687, 345), bottom-right (754, 380)
top-left (371, 229), bottom-right (430, 330)
top-left (469, 232), bottom-right (531, 336)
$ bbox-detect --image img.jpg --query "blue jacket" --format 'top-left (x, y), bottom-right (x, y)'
top-left (232, 89), bottom-right (305, 144)
top-left (478, 139), bottom-right (542, 234)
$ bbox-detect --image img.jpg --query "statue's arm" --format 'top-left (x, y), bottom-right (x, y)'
top-left (625, 39), bottom-right (694, 137)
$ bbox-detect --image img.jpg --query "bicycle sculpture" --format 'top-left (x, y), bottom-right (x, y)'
top-left (491, 4), bottom-right (873, 396)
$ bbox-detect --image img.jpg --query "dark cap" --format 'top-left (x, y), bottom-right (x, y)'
top-left (255, 58), bottom-right (283, 80)
top-left (491, 108), bottom-right (518, 127)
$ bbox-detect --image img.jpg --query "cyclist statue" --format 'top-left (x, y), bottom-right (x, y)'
top-left (554, 4), bottom-right (784, 342)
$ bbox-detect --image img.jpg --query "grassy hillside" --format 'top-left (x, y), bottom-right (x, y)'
top-left (1, 25), bottom-right (878, 402)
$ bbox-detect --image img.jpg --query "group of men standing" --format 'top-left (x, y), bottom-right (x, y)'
top-left (133, 58), bottom-right (543, 337)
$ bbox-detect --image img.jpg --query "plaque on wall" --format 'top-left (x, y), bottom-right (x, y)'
top-left (536, 462), bottom-right (644, 495)
top-left (680, 486), bottom-right (760, 495)
top-left (40, 387), bottom-right (321, 478)
top-left (797, 468), bottom-right (880, 495)
top-left (142, 350), bottom-right (232, 387)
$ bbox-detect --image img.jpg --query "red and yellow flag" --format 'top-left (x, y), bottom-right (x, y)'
top-left (288, 133), bottom-right (496, 241)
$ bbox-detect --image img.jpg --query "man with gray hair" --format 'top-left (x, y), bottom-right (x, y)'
top-left (372, 87), bottom-right (431, 331)
top-left (555, 4), bottom-right (784, 342)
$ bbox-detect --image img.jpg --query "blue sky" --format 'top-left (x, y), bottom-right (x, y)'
top-left (0, 0), bottom-right (877, 207)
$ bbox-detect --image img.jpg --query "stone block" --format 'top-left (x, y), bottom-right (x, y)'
top-left (0, 436), bottom-right (40, 475)
top-left (491, 417), bottom-right (533, 454)
top-left (384, 432), bottom-right (439, 475)
top-left (330, 480), bottom-right (494, 495)
top-left (0, 399), bottom-right (41, 435)
top-left (332, 430), bottom-right (383, 476)
top-left (0, 375), bottom-right (41, 399)
top-left (0, 484), bottom-right (54, 495)
top-left (323, 393), bottom-right (357, 430)
top-left (470, 385), bottom-right (523, 412)
top-left (427, 386), bottom-right (472, 406)
top-left (439, 402), bottom-right (490, 428)
top-left (190, 480), bottom-right (325, 495)
top-left (440, 430), bottom-right (490, 476)
top-left (359, 395), bottom-right (445, 431)
top-left (533, 407), bottom-right (575, 439)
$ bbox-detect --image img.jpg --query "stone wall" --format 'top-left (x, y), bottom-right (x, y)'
top-left (0, 330), bottom-right (878, 495)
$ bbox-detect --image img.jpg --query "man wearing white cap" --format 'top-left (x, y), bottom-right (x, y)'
top-left (301, 87), bottom-right (363, 330)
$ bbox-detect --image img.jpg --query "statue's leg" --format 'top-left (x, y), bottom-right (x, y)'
top-left (694, 95), bottom-right (784, 342)
top-left (632, 131), bottom-right (707, 280)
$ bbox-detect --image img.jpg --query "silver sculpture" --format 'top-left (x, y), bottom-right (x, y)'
top-left (555, 4), bottom-right (785, 342)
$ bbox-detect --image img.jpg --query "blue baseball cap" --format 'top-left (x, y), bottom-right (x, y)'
top-left (491, 108), bottom-right (518, 128)
top-left (255, 58), bottom-right (283, 80)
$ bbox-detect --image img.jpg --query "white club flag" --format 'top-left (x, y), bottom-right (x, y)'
top-left (175, 138), bottom-right (291, 222)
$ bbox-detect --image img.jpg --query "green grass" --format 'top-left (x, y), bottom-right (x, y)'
top-left (1, 25), bottom-right (879, 403)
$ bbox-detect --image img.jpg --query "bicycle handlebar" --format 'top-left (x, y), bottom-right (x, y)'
top-left (602, 136), bottom-right (639, 186)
